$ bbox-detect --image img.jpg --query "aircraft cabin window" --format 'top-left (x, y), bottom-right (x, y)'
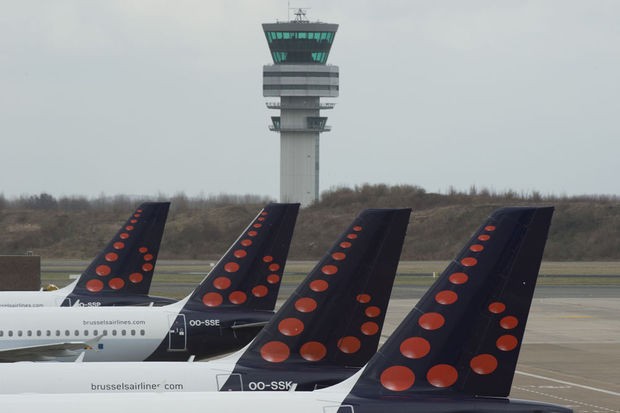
top-left (65, 330), bottom-right (70, 336)
top-left (0, 331), bottom-right (3, 337)
top-left (131, 329), bottom-right (136, 336)
top-left (103, 330), bottom-right (108, 336)
top-left (46, 330), bottom-right (51, 336)
top-left (36, 330), bottom-right (41, 336)
top-left (140, 329), bottom-right (145, 336)
top-left (17, 331), bottom-right (22, 337)
top-left (74, 330), bottom-right (79, 336)
top-left (27, 330), bottom-right (32, 337)
top-left (55, 330), bottom-right (60, 336)
top-left (121, 330), bottom-right (126, 336)
top-left (94, 329), bottom-right (99, 336)
top-left (84, 330), bottom-right (89, 336)
top-left (112, 330), bottom-right (117, 336)
top-left (8, 331), bottom-right (13, 337)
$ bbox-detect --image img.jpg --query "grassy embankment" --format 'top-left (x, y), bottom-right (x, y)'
top-left (41, 260), bottom-right (620, 300)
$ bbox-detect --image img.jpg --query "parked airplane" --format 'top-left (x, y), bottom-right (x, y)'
top-left (0, 202), bottom-right (172, 307)
top-left (0, 208), bottom-right (411, 393)
top-left (0, 203), bottom-right (299, 362)
top-left (0, 207), bottom-right (572, 413)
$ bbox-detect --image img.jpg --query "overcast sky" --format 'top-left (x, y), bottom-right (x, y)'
top-left (1, 1), bottom-right (619, 200)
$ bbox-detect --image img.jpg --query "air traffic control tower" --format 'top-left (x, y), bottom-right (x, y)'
top-left (263, 10), bottom-right (338, 207)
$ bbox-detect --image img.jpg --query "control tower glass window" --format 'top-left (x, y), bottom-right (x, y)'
top-left (265, 31), bottom-right (336, 64)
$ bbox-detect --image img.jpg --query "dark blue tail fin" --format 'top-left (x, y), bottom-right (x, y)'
top-left (183, 203), bottom-right (299, 312)
top-left (65, 202), bottom-right (170, 305)
top-left (348, 206), bottom-right (553, 398)
top-left (219, 208), bottom-right (411, 390)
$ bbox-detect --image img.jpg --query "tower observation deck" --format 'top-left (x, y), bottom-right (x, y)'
top-left (263, 10), bottom-right (338, 207)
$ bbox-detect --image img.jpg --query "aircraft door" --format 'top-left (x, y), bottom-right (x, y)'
top-left (167, 313), bottom-right (187, 351)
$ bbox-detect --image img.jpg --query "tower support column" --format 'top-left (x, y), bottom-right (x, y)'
top-left (262, 14), bottom-right (339, 207)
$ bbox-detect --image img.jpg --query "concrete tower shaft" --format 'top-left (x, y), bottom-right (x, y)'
top-left (262, 16), bottom-right (339, 207)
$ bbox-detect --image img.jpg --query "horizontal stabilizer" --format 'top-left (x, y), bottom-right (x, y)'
top-left (231, 321), bottom-right (270, 330)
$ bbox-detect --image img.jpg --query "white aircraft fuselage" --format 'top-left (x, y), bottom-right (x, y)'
top-left (0, 282), bottom-right (77, 308)
top-left (0, 298), bottom-right (270, 362)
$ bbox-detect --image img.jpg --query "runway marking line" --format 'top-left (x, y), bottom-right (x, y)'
top-left (516, 370), bottom-right (620, 397)
top-left (513, 385), bottom-right (618, 413)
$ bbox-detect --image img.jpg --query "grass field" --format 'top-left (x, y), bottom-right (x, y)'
top-left (40, 260), bottom-right (620, 298)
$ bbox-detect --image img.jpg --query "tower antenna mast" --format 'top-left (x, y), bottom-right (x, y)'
top-left (288, 6), bottom-right (311, 22)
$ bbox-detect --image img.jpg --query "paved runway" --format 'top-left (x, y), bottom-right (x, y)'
top-left (42, 265), bottom-right (620, 411)
top-left (379, 291), bottom-right (620, 413)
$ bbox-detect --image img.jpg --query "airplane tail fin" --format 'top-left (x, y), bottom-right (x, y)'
top-left (183, 203), bottom-right (299, 312)
top-left (348, 206), bottom-right (553, 398)
top-left (230, 208), bottom-right (411, 373)
top-left (68, 202), bottom-right (170, 301)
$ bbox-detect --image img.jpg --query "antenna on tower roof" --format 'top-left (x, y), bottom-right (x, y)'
top-left (289, 6), bottom-right (310, 23)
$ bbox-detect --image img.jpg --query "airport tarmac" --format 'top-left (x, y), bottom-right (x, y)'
top-left (117, 279), bottom-right (620, 412)
top-left (41, 264), bottom-right (619, 412)
top-left (379, 291), bottom-right (620, 413)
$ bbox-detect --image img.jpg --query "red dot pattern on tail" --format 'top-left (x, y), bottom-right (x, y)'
top-left (380, 366), bottom-right (415, 391)
top-left (300, 341), bottom-right (327, 361)
top-left (278, 318), bottom-right (305, 336)
top-left (200, 208), bottom-right (284, 307)
top-left (470, 354), bottom-right (498, 374)
top-left (86, 279), bottom-right (104, 292)
top-left (500, 316), bottom-right (519, 330)
top-left (252, 285), bottom-right (268, 297)
top-left (418, 313), bottom-right (445, 330)
top-left (361, 321), bottom-right (379, 336)
top-left (109, 277), bottom-right (125, 290)
top-left (229, 291), bottom-right (247, 305)
top-left (449, 272), bottom-right (468, 285)
top-left (96, 265), bottom-right (111, 277)
top-left (400, 337), bottom-right (430, 359)
top-left (435, 290), bottom-right (458, 305)
top-left (202, 292), bottom-right (223, 307)
top-left (460, 257), bottom-right (478, 267)
top-left (258, 221), bottom-right (372, 364)
top-left (310, 279), bottom-right (328, 292)
top-left (321, 265), bottom-right (338, 275)
top-left (260, 341), bottom-right (290, 363)
top-left (295, 297), bottom-right (317, 313)
top-left (129, 273), bottom-right (143, 284)
top-left (496, 334), bottom-right (518, 351)
top-left (213, 277), bottom-right (232, 290)
top-left (381, 222), bottom-right (500, 391)
top-left (356, 294), bottom-right (371, 303)
top-left (224, 262), bottom-right (240, 273)
top-left (427, 364), bottom-right (459, 388)
top-left (267, 274), bottom-right (280, 284)
top-left (365, 306), bottom-right (381, 317)
top-left (337, 336), bottom-right (361, 354)
top-left (488, 302), bottom-right (506, 314)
